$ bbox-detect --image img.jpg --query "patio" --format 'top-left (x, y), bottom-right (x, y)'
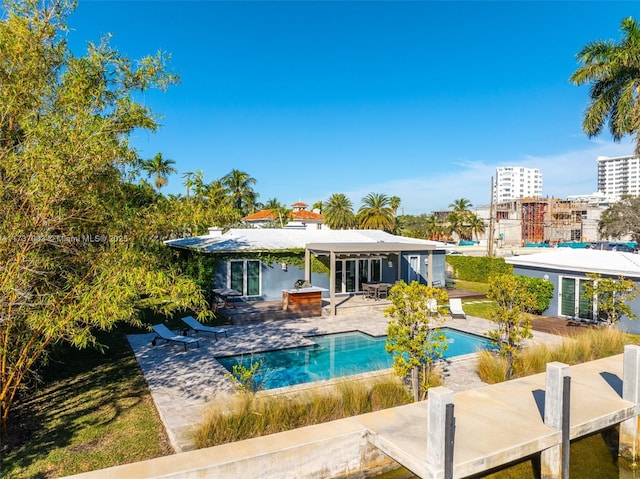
top-left (126, 308), bottom-right (564, 453)
top-left (215, 287), bottom-right (487, 324)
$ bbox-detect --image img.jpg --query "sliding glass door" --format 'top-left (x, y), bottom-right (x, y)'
top-left (559, 277), bottom-right (593, 320)
top-left (229, 260), bottom-right (261, 296)
top-left (334, 258), bottom-right (383, 294)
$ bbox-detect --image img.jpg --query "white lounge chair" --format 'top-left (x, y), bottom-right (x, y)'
top-left (449, 298), bottom-right (467, 319)
top-left (151, 323), bottom-right (200, 351)
top-left (180, 315), bottom-right (229, 340)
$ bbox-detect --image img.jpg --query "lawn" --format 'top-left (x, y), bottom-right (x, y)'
top-left (3, 323), bottom-right (173, 478)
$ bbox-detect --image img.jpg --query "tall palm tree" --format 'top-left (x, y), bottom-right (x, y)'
top-left (390, 196), bottom-right (402, 216)
top-left (141, 152), bottom-right (177, 191)
top-left (204, 179), bottom-right (226, 205)
top-left (447, 198), bottom-right (474, 240)
top-left (424, 213), bottom-right (445, 241)
top-left (357, 192), bottom-right (395, 232)
top-left (570, 17), bottom-right (640, 154)
top-left (467, 213), bottom-right (486, 241)
top-left (182, 171), bottom-right (194, 199)
top-left (220, 169), bottom-right (258, 216)
top-left (323, 193), bottom-right (356, 229)
top-left (449, 198), bottom-right (473, 213)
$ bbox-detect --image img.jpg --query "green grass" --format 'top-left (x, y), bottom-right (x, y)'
top-left (451, 279), bottom-right (489, 294)
top-left (461, 300), bottom-right (494, 319)
top-left (2, 323), bottom-right (173, 478)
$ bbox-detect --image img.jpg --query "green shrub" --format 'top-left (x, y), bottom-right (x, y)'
top-left (446, 256), bottom-right (512, 282)
top-left (519, 276), bottom-right (554, 315)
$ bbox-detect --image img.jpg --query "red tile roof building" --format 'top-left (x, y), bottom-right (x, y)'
top-left (242, 201), bottom-right (323, 228)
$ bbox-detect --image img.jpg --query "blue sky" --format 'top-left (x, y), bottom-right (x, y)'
top-left (68, 1), bottom-right (639, 214)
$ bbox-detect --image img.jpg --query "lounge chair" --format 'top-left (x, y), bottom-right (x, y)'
top-left (449, 298), bottom-right (467, 319)
top-left (151, 323), bottom-right (200, 351)
top-left (180, 315), bottom-right (229, 340)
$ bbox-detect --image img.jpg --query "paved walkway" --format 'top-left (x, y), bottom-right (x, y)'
top-left (127, 312), bottom-right (564, 452)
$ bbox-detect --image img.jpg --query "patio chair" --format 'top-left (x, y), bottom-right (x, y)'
top-left (180, 315), bottom-right (229, 340)
top-left (449, 298), bottom-right (467, 319)
top-left (151, 323), bottom-right (200, 351)
top-left (362, 283), bottom-right (376, 300)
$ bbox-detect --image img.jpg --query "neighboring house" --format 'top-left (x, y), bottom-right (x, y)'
top-left (241, 201), bottom-right (324, 229)
top-left (166, 227), bottom-right (448, 315)
top-left (505, 249), bottom-right (640, 334)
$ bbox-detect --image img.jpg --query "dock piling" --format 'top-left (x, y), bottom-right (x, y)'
top-left (620, 345), bottom-right (640, 465)
top-left (541, 362), bottom-right (570, 479)
top-left (427, 386), bottom-right (455, 476)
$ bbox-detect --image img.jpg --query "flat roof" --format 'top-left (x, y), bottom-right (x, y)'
top-left (506, 249), bottom-right (640, 278)
top-left (306, 242), bottom-right (436, 254)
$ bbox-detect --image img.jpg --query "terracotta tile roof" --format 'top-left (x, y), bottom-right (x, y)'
top-left (242, 210), bottom-right (276, 221)
top-left (242, 208), bottom-right (323, 222)
top-left (291, 201), bottom-right (308, 208)
top-left (292, 209), bottom-right (323, 220)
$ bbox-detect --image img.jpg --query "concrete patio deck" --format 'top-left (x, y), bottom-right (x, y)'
top-left (127, 311), bottom-right (565, 453)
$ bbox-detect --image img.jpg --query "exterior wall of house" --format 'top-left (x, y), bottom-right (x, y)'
top-left (512, 265), bottom-right (640, 334)
top-left (211, 251), bottom-right (446, 301)
top-left (212, 261), bottom-right (329, 301)
top-left (399, 251), bottom-right (446, 286)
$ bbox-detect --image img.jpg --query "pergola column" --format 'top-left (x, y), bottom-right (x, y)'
top-left (329, 251), bottom-right (336, 316)
top-left (304, 249), bottom-right (311, 283)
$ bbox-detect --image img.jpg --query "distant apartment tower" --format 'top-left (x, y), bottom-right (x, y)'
top-left (494, 166), bottom-right (542, 202)
top-left (597, 155), bottom-right (640, 200)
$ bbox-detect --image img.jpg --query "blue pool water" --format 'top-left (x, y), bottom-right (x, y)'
top-left (216, 328), bottom-right (495, 390)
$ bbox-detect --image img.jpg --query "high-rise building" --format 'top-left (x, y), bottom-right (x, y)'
top-left (597, 155), bottom-right (640, 200)
top-left (494, 167), bottom-right (542, 202)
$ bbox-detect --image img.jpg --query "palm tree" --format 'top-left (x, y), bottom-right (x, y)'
top-left (447, 198), bottom-right (474, 240)
top-left (221, 169), bottom-right (258, 216)
top-left (357, 192), bottom-right (395, 232)
top-left (204, 179), bottom-right (226, 205)
top-left (323, 193), bottom-right (356, 229)
top-left (182, 171), bottom-right (194, 199)
top-left (424, 213), bottom-right (445, 241)
top-left (449, 198), bottom-right (473, 213)
top-left (141, 152), bottom-right (177, 191)
top-left (570, 17), bottom-right (640, 154)
top-left (467, 213), bottom-right (486, 241)
top-left (311, 200), bottom-right (323, 213)
top-left (390, 196), bottom-right (401, 216)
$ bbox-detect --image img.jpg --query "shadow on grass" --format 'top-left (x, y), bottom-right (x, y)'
top-left (3, 320), bottom-right (169, 478)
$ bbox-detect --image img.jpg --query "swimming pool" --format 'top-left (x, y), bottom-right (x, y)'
top-left (216, 328), bottom-right (495, 390)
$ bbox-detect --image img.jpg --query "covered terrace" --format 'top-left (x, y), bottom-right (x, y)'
top-left (303, 242), bottom-right (439, 315)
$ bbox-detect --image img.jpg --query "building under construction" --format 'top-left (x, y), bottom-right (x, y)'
top-left (478, 198), bottom-right (604, 246)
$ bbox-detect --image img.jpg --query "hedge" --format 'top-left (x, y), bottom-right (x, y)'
top-left (446, 255), bottom-right (513, 282)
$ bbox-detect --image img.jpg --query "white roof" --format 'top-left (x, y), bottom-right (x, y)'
top-left (506, 249), bottom-right (640, 278)
top-left (165, 228), bottom-right (446, 253)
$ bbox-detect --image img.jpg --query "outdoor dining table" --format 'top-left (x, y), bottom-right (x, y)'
top-left (362, 282), bottom-right (393, 300)
top-left (211, 288), bottom-right (242, 309)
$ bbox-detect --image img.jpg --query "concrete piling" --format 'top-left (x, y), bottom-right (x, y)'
top-left (620, 345), bottom-right (640, 466)
top-left (427, 386), bottom-right (455, 475)
top-left (541, 362), bottom-right (570, 479)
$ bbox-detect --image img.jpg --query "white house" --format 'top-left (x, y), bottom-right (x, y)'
top-left (166, 228), bottom-right (449, 315)
top-left (506, 249), bottom-right (640, 333)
